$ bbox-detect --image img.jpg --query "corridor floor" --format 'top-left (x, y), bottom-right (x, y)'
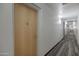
top-left (46, 30), bottom-right (79, 56)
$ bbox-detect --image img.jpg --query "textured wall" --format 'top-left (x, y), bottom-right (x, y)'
top-left (35, 3), bottom-right (63, 55)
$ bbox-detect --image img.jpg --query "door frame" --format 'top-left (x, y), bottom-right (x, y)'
top-left (12, 3), bottom-right (41, 56)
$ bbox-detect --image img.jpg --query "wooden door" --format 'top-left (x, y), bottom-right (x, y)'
top-left (14, 4), bottom-right (37, 56)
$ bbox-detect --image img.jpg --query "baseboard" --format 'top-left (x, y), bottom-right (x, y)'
top-left (44, 37), bottom-right (64, 56)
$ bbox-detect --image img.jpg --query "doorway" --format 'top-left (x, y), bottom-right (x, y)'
top-left (14, 3), bottom-right (37, 56)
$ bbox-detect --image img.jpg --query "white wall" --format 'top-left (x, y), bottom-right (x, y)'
top-left (77, 16), bottom-right (79, 45)
top-left (0, 3), bottom-right (13, 55)
top-left (35, 3), bottom-right (63, 55)
top-left (0, 3), bottom-right (63, 56)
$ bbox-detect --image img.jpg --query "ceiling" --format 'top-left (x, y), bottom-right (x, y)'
top-left (62, 3), bottom-right (79, 18)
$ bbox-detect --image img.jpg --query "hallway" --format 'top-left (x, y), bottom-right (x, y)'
top-left (1, 3), bottom-right (79, 56)
top-left (45, 30), bottom-right (79, 56)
